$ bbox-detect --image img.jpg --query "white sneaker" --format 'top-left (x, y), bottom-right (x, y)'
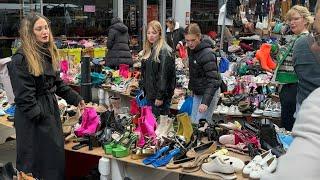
top-left (252, 108), bottom-right (264, 117)
top-left (271, 102), bottom-right (281, 118)
top-left (234, 106), bottom-right (243, 116)
top-left (201, 156), bottom-right (236, 176)
top-left (217, 155), bottom-right (245, 172)
top-left (214, 105), bottom-right (222, 114)
top-left (220, 105), bottom-right (229, 115)
top-left (227, 105), bottom-right (235, 115)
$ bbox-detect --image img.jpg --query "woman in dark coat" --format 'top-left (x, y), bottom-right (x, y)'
top-left (140, 20), bottom-right (176, 117)
top-left (8, 13), bottom-right (84, 180)
top-left (105, 17), bottom-right (133, 69)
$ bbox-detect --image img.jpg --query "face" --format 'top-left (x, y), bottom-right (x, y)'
top-left (147, 26), bottom-right (160, 44)
top-left (314, 10), bottom-right (320, 35)
top-left (166, 21), bottom-right (174, 30)
top-left (33, 17), bottom-right (50, 43)
top-left (289, 11), bottom-right (308, 35)
top-left (185, 34), bottom-right (201, 50)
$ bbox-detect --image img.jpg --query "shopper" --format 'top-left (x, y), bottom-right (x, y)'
top-left (274, 5), bottom-right (312, 131)
top-left (293, 7), bottom-right (319, 114)
top-left (105, 17), bottom-right (133, 69)
top-left (262, 5), bottom-right (320, 179)
top-left (165, 17), bottom-right (185, 50)
top-left (184, 23), bottom-right (221, 124)
top-left (140, 20), bottom-right (176, 117)
top-left (8, 13), bottom-right (85, 179)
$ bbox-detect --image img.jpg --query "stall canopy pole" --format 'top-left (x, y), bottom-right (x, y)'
top-left (219, 0), bottom-right (228, 56)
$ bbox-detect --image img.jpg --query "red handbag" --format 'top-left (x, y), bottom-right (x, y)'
top-left (178, 45), bottom-right (188, 59)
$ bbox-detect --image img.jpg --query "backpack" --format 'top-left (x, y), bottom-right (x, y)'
top-left (0, 57), bottom-right (15, 104)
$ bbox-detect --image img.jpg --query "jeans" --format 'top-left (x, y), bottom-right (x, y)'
top-left (147, 98), bottom-right (171, 118)
top-left (280, 83), bottom-right (297, 131)
top-left (191, 88), bottom-right (220, 124)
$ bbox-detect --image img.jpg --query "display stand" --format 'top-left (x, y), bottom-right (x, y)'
top-left (65, 142), bottom-right (250, 180)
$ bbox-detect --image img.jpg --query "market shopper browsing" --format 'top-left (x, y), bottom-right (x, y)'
top-left (262, 2), bottom-right (320, 179)
top-left (274, 5), bottom-right (313, 131)
top-left (139, 20), bottom-right (176, 117)
top-left (8, 13), bottom-right (84, 180)
top-left (184, 23), bottom-right (221, 124)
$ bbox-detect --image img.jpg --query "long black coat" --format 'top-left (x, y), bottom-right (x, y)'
top-left (8, 50), bottom-right (82, 180)
top-left (188, 39), bottom-right (221, 106)
top-left (105, 18), bottom-right (133, 69)
top-left (140, 47), bottom-right (176, 101)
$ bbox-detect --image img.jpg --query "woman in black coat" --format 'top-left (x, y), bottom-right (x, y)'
top-left (140, 20), bottom-right (176, 117)
top-left (8, 13), bottom-right (84, 180)
top-left (105, 17), bottom-right (133, 69)
top-left (184, 23), bottom-right (221, 124)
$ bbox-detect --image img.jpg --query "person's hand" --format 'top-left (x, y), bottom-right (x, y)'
top-left (155, 99), bottom-right (163, 106)
top-left (176, 43), bottom-right (181, 50)
top-left (198, 104), bottom-right (208, 113)
top-left (78, 100), bottom-right (86, 111)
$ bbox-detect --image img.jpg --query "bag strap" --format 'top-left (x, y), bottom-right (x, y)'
top-left (275, 34), bottom-right (305, 69)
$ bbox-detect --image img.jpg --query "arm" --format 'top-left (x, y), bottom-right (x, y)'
top-left (156, 51), bottom-right (175, 100)
top-left (200, 53), bottom-right (222, 106)
top-left (8, 54), bottom-right (42, 120)
top-left (261, 88), bottom-right (320, 180)
top-left (54, 71), bottom-right (82, 106)
top-left (107, 29), bottom-right (116, 49)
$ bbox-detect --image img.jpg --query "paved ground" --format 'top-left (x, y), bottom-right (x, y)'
top-left (0, 139), bottom-right (16, 167)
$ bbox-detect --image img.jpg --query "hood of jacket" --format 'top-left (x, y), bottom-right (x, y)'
top-left (192, 38), bottom-right (213, 53)
top-left (110, 22), bottom-right (128, 33)
top-left (166, 22), bottom-right (180, 32)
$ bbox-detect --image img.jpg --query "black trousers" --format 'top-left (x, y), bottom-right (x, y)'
top-left (280, 83), bottom-right (297, 131)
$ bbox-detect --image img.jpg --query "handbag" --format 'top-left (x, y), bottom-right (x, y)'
top-left (275, 35), bottom-right (303, 83)
top-left (135, 90), bottom-right (148, 107)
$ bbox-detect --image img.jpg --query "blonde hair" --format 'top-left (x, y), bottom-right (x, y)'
top-left (184, 23), bottom-right (202, 37)
top-left (316, 1), bottom-right (320, 14)
top-left (19, 12), bottom-right (59, 76)
top-left (286, 5), bottom-right (314, 29)
top-left (142, 20), bottom-right (171, 62)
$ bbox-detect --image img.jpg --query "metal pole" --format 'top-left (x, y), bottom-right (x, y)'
top-left (219, 0), bottom-right (228, 55)
top-left (159, 0), bottom-right (166, 37)
top-left (143, 0), bottom-right (147, 43)
top-left (172, 0), bottom-right (176, 19)
top-left (40, 0), bottom-right (43, 15)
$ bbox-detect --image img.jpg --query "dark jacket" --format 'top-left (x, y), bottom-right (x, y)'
top-left (8, 50), bottom-right (82, 180)
top-left (140, 46), bottom-right (176, 101)
top-left (188, 39), bottom-right (221, 106)
top-left (166, 22), bottom-right (185, 49)
top-left (293, 35), bottom-right (320, 105)
top-left (105, 17), bottom-right (132, 68)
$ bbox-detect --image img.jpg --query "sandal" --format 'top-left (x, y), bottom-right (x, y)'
top-left (181, 153), bottom-right (210, 173)
top-left (152, 148), bottom-right (181, 168)
top-left (143, 146), bottom-right (170, 165)
top-left (186, 141), bottom-right (217, 158)
top-left (103, 131), bottom-right (130, 154)
top-left (111, 134), bottom-right (138, 158)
